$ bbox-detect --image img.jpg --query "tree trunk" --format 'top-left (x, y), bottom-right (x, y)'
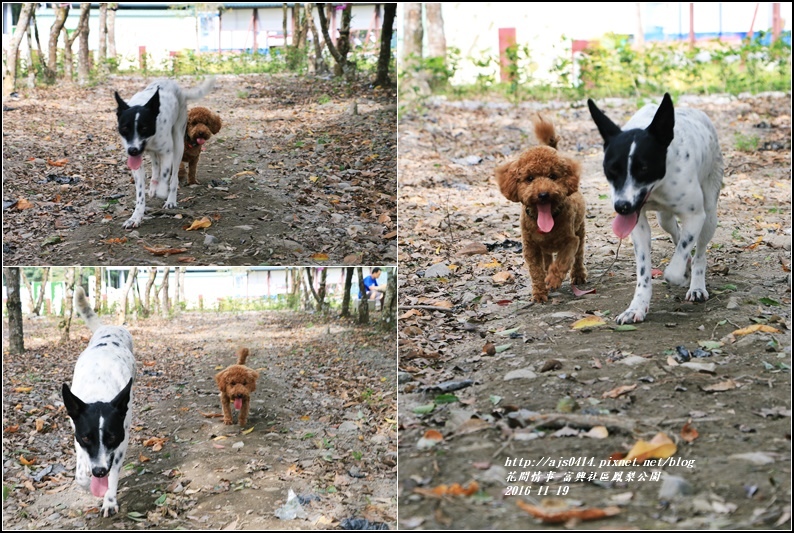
top-left (160, 267), bottom-right (171, 315)
top-left (144, 268), bottom-right (157, 316)
top-left (174, 267), bottom-right (182, 310)
top-left (31, 267), bottom-right (50, 316)
top-left (59, 267), bottom-right (77, 343)
top-left (98, 3), bottom-right (108, 71)
top-left (94, 267), bottom-right (103, 312)
top-left (119, 267), bottom-right (138, 324)
top-left (340, 267), bottom-right (353, 317)
top-left (77, 3), bottom-right (91, 85)
top-left (425, 4), bottom-right (446, 61)
top-left (107, 4), bottom-right (117, 62)
top-left (403, 3), bottom-right (423, 62)
top-left (282, 3), bottom-right (288, 48)
top-left (304, 267), bottom-right (324, 311)
top-left (5, 268), bottom-right (25, 354)
top-left (30, 9), bottom-right (54, 83)
top-left (374, 2), bottom-right (396, 87)
top-left (316, 3), bottom-right (354, 81)
top-left (178, 267), bottom-right (186, 306)
top-left (3, 2), bottom-right (35, 96)
top-left (47, 5), bottom-right (68, 77)
top-left (356, 267), bottom-right (369, 325)
top-left (20, 269), bottom-right (36, 314)
top-left (317, 268), bottom-right (327, 312)
top-left (635, 2), bottom-right (645, 50)
top-left (379, 267), bottom-right (397, 330)
top-left (62, 5), bottom-right (85, 82)
top-left (288, 268), bottom-right (301, 310)
top-left (306, 3), bottom-right (327, 74)
top-left (335, 4), bottom-right (351, 77)
top-left (24, 15), bottom-right (35, 87)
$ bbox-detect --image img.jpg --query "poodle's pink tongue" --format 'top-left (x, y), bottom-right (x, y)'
top-left (234, 398), bottom-right (242, 410)
top-left (90, 475), bottom-right (109, 497)
top-left (196, 138), bottom-right (205, 145)
top-left (613, 213), bottom-right (639, 239)
top-left (536, 204), bottom-right (554, 233)
top-left (127, 154), bottom-right (143, 170)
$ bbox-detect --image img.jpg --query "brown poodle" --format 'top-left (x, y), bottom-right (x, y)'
top-left (495, 115), bottom-right (587, 302)
top-left (215, 347), bottom-right (258, 426)
top-left (178, 106), bottom-right (222, 185)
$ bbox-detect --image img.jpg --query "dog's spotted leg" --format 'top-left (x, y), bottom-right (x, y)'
top-left (123, 167), bottom-right (147, 229)
top-left (101, 469), bottom-right (120, 517)
top-left (163, 128), bottom-right (184, 209)
top-left (74, 441), bottom-right (92, 490)
top-left (148, 153), bottom-right (162, 199)
top-left (617, 214), bottom-right (653, 324)
top-left (665, 209), bottom-right (705, 288)
top-left (686, 208), bottom-right (717, 302)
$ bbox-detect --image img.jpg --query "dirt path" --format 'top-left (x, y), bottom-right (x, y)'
top-left (397, 93), bottom-right (791, 529)
top-left (2, 311), bottom-right (397, 529)
top-left (2, 74), bottom-right (397, 266)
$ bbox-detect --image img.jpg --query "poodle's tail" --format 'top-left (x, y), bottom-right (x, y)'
top-left (534, 114), bottom-right (560, 149)
top-left (236, 347), bottom-right (250, 366)
top-left (183, 76), bottom-right (216, 102)
top-left (74, 286), bottom-right (102, 332)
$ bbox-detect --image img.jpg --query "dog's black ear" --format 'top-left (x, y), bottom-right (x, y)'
top-left (587, 98), bottom-right (622, 147)
top-left (114, 91), bottom-right (129, 114)
top-left (145, 88), bottom-right (160, 115)
top-left (110, 378), bottom-right (133, 416)
top-left (646, 93), bottom-right (675, 148)
top-left (62, 383), bottom-right (86, 420)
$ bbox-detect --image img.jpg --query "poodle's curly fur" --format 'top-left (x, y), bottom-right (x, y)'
top-left (495, 115), bottom-right (587, 302)
top-left (214, 347), bottom-right (258, 426)
top-left (178, 106), bottom-right (222, 185)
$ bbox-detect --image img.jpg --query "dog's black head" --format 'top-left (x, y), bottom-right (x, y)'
top-left (62, 378), bottom-right (132, 479)
top-left (587, 93), bottom-right (675, 237)
top-left (114, 89), bottom-right (160, 170)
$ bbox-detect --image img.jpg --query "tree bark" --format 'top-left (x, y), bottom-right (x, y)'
top-left (107, 4), bottom-right (117, 61)
top-left (59, 267), bottom-right (77, 343)
top-left (47, 5), bottom-right (68, 77)
top-left (304, 267), bottom-right (325, 311)
top-left (62, 4), bottom-right (86, 82)
top-left (282, 3), bottom-right (288, 48)
top-left (20, 269), bottom-right (36, 314)
top-left (144, 267), bottom-right (157, 315)
top-left (98, 3), bottom-right (108, 71)
top-left (288, 268), bottom-right (301, 310)
top-left (356, 267), bottom-right (369, 325)
top-left (30, 8), bottom-right (55, 83)
top-left (160, 267), bottom-right (171, 315)
top-left (178, 267), bottom-right (186, 306)
top-left (380, 267), bottom-right (397, 330)
top-left (340, 267), bottom-right (353, 317)
top-left (305, 3), bottom-right (327, 74)
top-left (3, 2), bottom-right (35, 96)
top-left (403, 3), bottom-right (423, 62)
top-left (5, 268), bottom-right (25, 354)
top-left (77, 3), bottom-right (91, 85)
top-left (24, 14), bottom-right (35, 87)
top-left (316, 3), bottom-right (354, 81)
top-left (374, 2), bottom-right (396, 87)
top-left (119, 267), bottom-right (138, 324)
top-left (425, 4), bottom-right (446, 61)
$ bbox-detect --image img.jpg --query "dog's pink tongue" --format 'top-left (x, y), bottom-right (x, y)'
top-left (90, 475), bottom-right (109, 497)
top-left (196, 138), bottom-right (206, 145)
top-left (127, 154), bottom-right (143, 170)
top-left (613, 213), bottom-right (639, 239)
top-left (536, 204), bottom-right (554, 233)
top-left (234, 398), bottom-right (243, 410)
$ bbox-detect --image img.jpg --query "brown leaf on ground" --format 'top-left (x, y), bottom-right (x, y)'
top-left (517, 500), bottom-right (621, 523)
top-left (184, 217), bottom-right (212, 231)
top-left (143, 245), bottom-right (188, 256)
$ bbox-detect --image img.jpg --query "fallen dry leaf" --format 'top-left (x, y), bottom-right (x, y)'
top-left (681, 420), bottom-right (699, 443)
top-left (701, 379), bottom-right (739, 392)
top-left (414, 481), bottom-right (479, 498)
top-left (571, 316), bottom-right (607, 330)
top-left (103, 237), bottom-right (127, 245)
top-left (19, 455), bottom-right (36, 466)
top-left (492, 271), bottom-right (514, 283)
top-left (517, 500), bottom-right (621, 523)
top-left (311, 253), bottom-right (330, 261)
top-left (143, 245), bottom-right (188, 256)
top-left (731, 324), bottom-right (780, 336)
top-left (622, 432), bottom-right (677, 463)
top-left (47, 158), bottom-right (69, 167)
top-left (602, 384), bottom-right (638, 399)
top-left (184, 217), bottom-right (212, 231)
top-left (16, 199), bottom-right (34, 210)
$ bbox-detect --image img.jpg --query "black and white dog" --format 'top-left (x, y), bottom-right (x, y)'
top-left (61, 287), bottom-right (136, 517)
top-left (114, 77), bottom-right (214, 229)
top-left (587, 93), bottom-right (723, 324)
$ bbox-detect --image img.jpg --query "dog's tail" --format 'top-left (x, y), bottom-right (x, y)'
top-left (533, 114), bottom-right (559, 149)
top-left (236, 347), bottom-right (250, 366)
top-left (74, 286), bottom-right (102, 332)
top-left (183, 76), bottom-right (216, 102)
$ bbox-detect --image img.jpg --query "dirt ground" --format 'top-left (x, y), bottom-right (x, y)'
top-left (2, 73), bottom-right (397, 266)
top-left (396, 92), bottom-right (791, 529)
top-left (2, 311), bottom-right (397, 529)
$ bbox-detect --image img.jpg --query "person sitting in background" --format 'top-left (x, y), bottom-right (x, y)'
top-left (359, 268), bottom-right (384, 308)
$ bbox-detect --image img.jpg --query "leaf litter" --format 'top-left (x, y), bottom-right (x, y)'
top-left (397, 92), bottom-right (791, 529)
